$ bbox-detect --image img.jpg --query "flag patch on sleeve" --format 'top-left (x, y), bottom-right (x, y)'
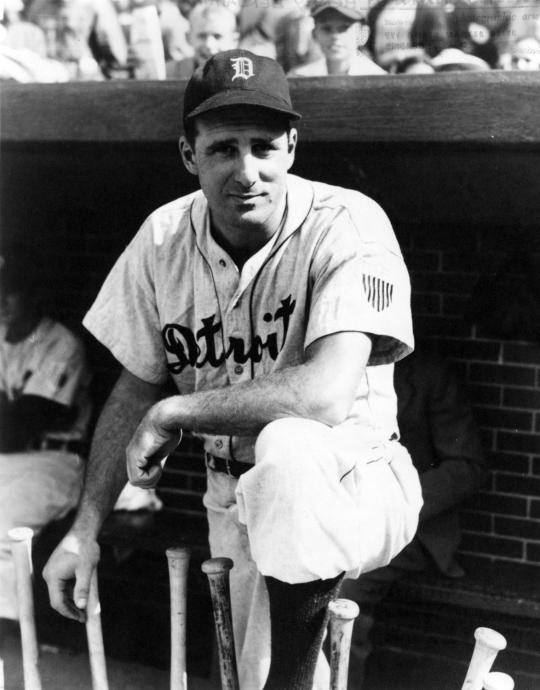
top-left (362, 274), bottom-right (394, 311)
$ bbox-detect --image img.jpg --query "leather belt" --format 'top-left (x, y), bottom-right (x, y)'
top-left (205, 454), bottom-right (253, 478)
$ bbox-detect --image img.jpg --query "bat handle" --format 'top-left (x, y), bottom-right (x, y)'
top-left (201, 557), bottom-right (239, 690)
top-left (328, 598), bottom-right (360, 690)
top-left (8, 527), bottom-right (42, 690)
top-left (166, 546), bottom-right (191, 690)
top-left (483, 672), bottom-right (514, 690)
top-left (461, 627), bottom-right (507, 690)
top-left (85, 570), bottom-right (109, 690)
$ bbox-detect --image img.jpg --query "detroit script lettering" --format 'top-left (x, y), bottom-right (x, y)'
top-left (162, 296), bottom-right (296, 374)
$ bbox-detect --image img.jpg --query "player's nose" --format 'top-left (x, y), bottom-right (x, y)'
top-left (234, 153), bottom-right (258, 188)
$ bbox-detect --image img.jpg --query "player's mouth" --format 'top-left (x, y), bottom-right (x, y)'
top-left (228, 193), bottom-right (264, 202)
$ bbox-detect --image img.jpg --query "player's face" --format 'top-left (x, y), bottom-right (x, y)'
top-left (180, 108), bottom-right (297, 246)
top-left (313, 11), bottom-right (359, 61)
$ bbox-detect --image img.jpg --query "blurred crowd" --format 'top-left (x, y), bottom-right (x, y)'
top-left (1, 0), bottom-right (540, 82)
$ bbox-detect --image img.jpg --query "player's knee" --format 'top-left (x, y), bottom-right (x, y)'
top-left (256, 418), bottom-right (304, 456)
top-left (255, 417), bottom-right (324, 475)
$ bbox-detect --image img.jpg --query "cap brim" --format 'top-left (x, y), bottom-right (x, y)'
top-left (184, 89), bottom-right (302, 123)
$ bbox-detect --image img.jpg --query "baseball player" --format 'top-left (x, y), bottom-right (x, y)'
top-left (0, 244), bottom-right (90, 621)
top-left (43, 49), bottom-right (422, 689)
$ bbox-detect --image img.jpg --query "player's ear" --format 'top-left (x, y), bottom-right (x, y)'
top-left (179, 136), bottom-right (198, 175)
top-left (286, 128), bottom-right (297, 169)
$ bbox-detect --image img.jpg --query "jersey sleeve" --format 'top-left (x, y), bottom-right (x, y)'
top-left (23, 329), bottom-right (88, 407)
top-left (305, 201), bottom-right (414, 366)
top-left (83, 217), bottom-right (169, 385)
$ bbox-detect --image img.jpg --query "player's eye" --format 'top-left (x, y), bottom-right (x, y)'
top-left (210, 144), bottom-right (235, 156)
top-left (253, 142), bottom-right (275, 155)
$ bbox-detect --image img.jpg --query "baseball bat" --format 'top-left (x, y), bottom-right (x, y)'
top-left (461, 627), bottom-right (507, 690)
top-left (201, 557), bottom-right (239, 690)
top-left (85, 569), bottom-right (109, 690)
top-left (483, 672), bottom-right (514, 690)
top-left (166, 546), bottom-right (191, 690)
top-left (328, 598), bottom-right (360, 690)
top-left (8, 527), bottom-right (42, 690)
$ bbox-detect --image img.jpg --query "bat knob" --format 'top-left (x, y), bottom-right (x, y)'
top-left (8, 527), bottom-right (34, 543)
top-left (201, 557), bottom-right (234, 575)
top-left (328, 598), bottom-right (360, 621)
top-left (474, 627), bottom-right (507, 651)
top-left (483, 672), bottom-right (514, 690)
top-left (166, 546), bottom-right (191, 562)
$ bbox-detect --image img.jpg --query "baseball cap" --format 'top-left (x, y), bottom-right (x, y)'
top-left (183, 49), bottom-right (301, 125)
top-left (309, 0), bottom-right (366, 20)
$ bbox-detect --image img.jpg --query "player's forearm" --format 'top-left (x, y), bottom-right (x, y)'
top-left (70, 370), bottom-right (161, 540)
top-left (152, 361), bottom-right (349, 438)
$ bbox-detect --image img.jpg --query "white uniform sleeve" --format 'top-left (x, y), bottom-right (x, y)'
top-left (83, 218), bottom-right (168, 385)
top-left (305, 204), bottom-right (414, 366)
top-left (23, 330), bottom-right (87, 407)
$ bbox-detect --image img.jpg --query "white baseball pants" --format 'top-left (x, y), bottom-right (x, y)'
top-left (203, 417), bottom-right (422, 690)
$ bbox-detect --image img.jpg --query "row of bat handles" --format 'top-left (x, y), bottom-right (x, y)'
top-left (7, 529), bottom-right (515, 690)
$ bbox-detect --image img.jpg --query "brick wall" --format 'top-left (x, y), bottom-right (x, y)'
top-left (398, 223), bottom-right (540, 573)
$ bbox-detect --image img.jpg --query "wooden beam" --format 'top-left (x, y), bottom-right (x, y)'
top-left (2, 72), bottom-right (540, 145)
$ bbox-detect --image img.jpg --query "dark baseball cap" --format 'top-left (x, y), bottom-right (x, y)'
top-left (309, 0), bottom-right (366, 20)
top-left (183, 49), bottom-right (301, 126)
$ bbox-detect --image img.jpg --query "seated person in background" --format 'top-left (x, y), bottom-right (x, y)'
top-left (289, 0), bottom-right (386, 76)
top-left (0, 244), bottom-right (91, 621)
top-left (341, 349), bottom-right (487, 687)
top-left (166, 2), bottom-right (238, 79)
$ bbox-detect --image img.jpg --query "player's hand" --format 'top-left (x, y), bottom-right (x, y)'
top-left (43, 534), bottom-right (100, 623)
top-left (126, 402), bottom-right (183, 489)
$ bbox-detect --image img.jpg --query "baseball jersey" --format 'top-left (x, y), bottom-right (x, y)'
top-left (83, 174), bottom-right (413, 461)
top-left (0, 317), bottom-right (91, 439)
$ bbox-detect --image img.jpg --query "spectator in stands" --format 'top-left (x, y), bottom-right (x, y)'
top-left (115, 0), bottom-right (193, 78)
top-left (166, 2), bottom-right (238, 79)
top-left (27, 0), bottom-right (128, 79)
top-left (366, 0), bottom-right (445, 70)
top-left (431, 46), bottom-right (490, 71)
top-left (341, 349), bottom-right (487, 687)
top-left (392, 53), bottom-right (435, 73)
top-left (509, 35), bottom-right (540, 69)
top-left (0, 244), bottom-right (91, 621)
top-left (1, 0), bottom-right (47, 57)
top-left (274, 2), bottom-right (323, 73)
top-left (289, 0), bottom-right (385, 76)
top-left (445, 0), bottom-right (510, 68)
top-left (0, 0), bottom-right (72, 81)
